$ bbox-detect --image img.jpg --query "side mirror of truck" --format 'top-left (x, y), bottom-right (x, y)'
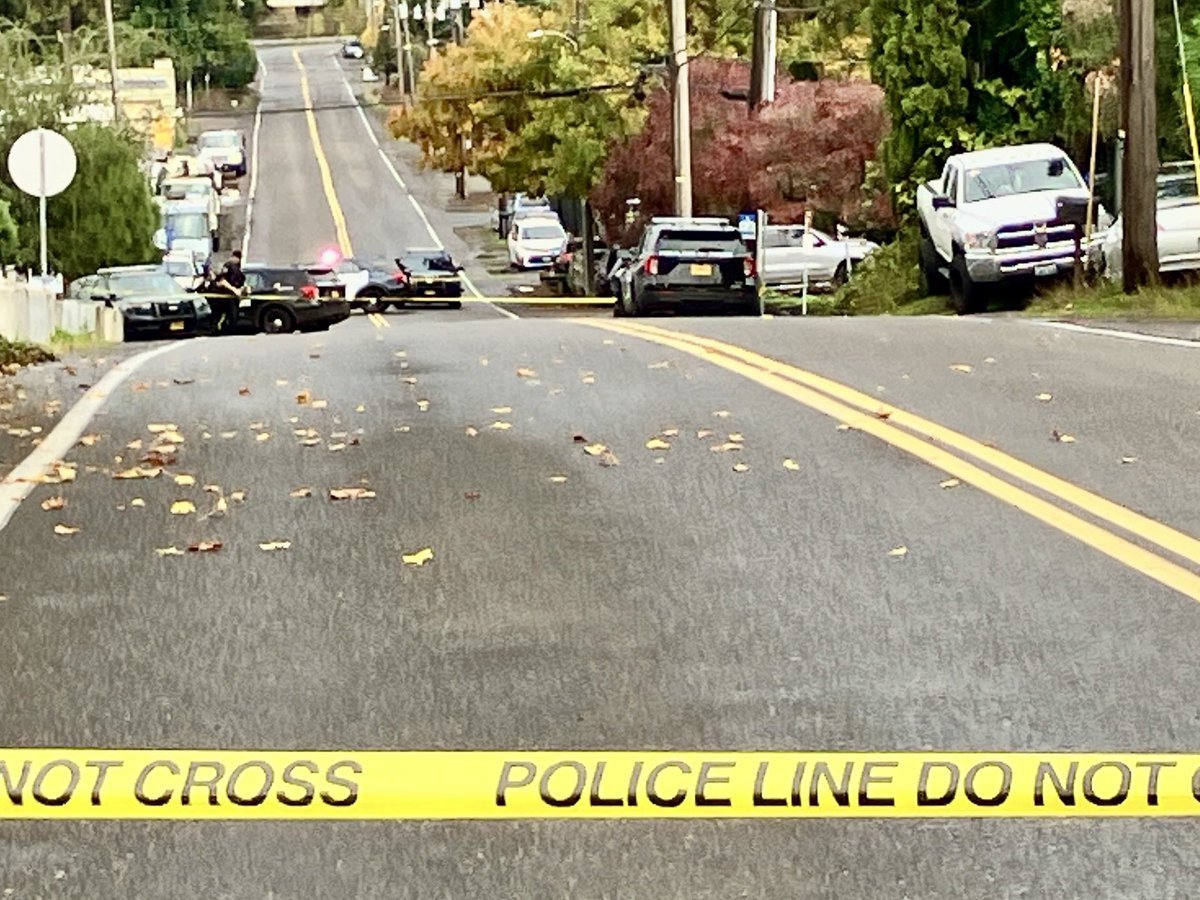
top-left (932, 195), bottom-right (955, 211)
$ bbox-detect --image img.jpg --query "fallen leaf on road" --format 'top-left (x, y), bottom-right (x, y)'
top-left (329, 487), bottom-right (375, 500)
top-left (662, 428), bottom-right (679, 437)
top-left (949, 364), bottom-right (973, 374)
top-left (310, 399), bottom-right (328, 410)
top-left (490, 421), bottom-right (512, 431)
top-left (170, 500), bottom-right (196, 516)
top-left (328, 443), bottom-right (346, 452)
top-left (602, 339), bottom-right (614, 346)
top-left (875, 409), bottom-right (892, 420)
top-left (147, 443), bottom-right (177, 457)
top-left (239, 387), bottom-right (251, 396)
top-left (836, 423), bottom-right (852, 431)
top-left (516, 367), bottom-right (538, 378)
top-left (201, 431), bottom-right (212, 440)
top-left (732, 463), bottom-right (749, 473)
top-left (939, 478), bottom-right (961, 489)
top-left (1122, 456), bottom-right (1138, 464)
top-left (276, 379), bottom-right (289, 387)
top-left (41, 496), bottom-right (65, 511)
top-left (696, 429), bottom-right (714, 439)
top-left (1036, 392), bottom-right (1053, 402)
top-left (549, 475), bottom-right (568, 483)
top-left (220, 430), bottom-right (238, 439)
top-left (581, 373), bottom-right (595, 384)
top-left (188, 541), bottom-right (222, 553)
top-left (645, 438), bottom-right (671, 450)
top-left (202, 484), bottom-right (221, 494)
top-left (155, 546), bottom-right (184, 557)
top-left (402, 547), bottom-right (434, 566)
top-left (491, 406), bottom-right (512, 414)
top-left (713, 410), bottom-right (731, 418)
top-left (174, 378), bottom-right (195, 386)
top-left (984, 357), bottom-right (996, 364)
top-left (783, 459), bottom-right (800, 471)
top-left (53, 524), bottom-right (79, 536)
top-left (256, 432), bottom-right (271, 442)
top-left (296, 391), bottom-right (312, 405)
top-left (888, 545), bottom-right (908, 557)
top-left (130, 498), bottom-right (145, 508)
top-left (394, 425), bottom-right (411, 433)
top-left (394, 351), bottom-right (407, 358)
top-left (131, 382), bottom-right (150, 392)
top-left (259, 540), bottom-right (291, 552)
top-left (598, 450), bottom-right (620, 467)
top-left (728, 432), bottom-right (745, 443)
top-left (479, 356), bottom-right (489, 366)
top-left (402, 377), bottom-right (418, 385)
top-left (583, 443), bottom-right (607, 456)
top-left (299, 437), bottom-right (321, 447)
top-left (174, 474), bottom-right (196, 487)
top-left (463, 490), bottom-right (480, 500)
top-left (416, 399), bottom-right (430, 412)
top-left (290, 487), bottom-right (312, 498)
top-left (355, 404), bottom-right (365, 413)
top-left (465, 426), bottom-right (479, 437)
top-left (648, 361), bottom-right (671, 370)
top-left (710, 442), bottom-right (743, 453)
top-left (113, 466), bottom-right (161, 480)
top-left (249, 421), bottom-right (265, 430)
top-left (78, 433), bottom-right (101, 447)
top-left (1052, 430), bottom-right (1076, 443)
top-left (572, 434), bottom-right (588, 443)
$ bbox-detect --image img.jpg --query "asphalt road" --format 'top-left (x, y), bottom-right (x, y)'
top-left (2, 41), bottom-right (1200, 898)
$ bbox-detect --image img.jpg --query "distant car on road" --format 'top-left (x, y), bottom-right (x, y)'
top-left (196, 129), bottom-right (247, 179)
top-left (352, 250), bottom-right (466, 313)
top-left (761, 225), bottom-right (879, 291)
top-left (342, 37), bottom-right (365, 59)
top-left (160, 249), bottom-right (208, 290)
top-left (613, 216), bottom-right (758, 317)
top-left (67, 266), bottom-right (212, 339)
top-left (508, 217), bottom-right (568, 269)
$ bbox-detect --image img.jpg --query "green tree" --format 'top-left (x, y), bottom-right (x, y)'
top-left (128, 0), bottom-right (256, 88)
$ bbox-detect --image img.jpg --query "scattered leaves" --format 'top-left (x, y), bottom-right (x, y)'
top-left (580, 373), bottom-right (596, 385)
top-left (53, 524), bottom-right (79, 536)
top-left (78, 433), bottom-right (101, 447)
top-left (888, 545), bottom-right (908, 557)
top-left (329, 487), bottom-right (376, 500)
top-left (259, 540), bottom-right (291, 551)
top-left (256, 432), bottom-right (271, 442)
top-left (696, 429), bottom-right (714, 439)
top-left (296, 390), bottom-right (312, 405)
top-left (490, 421), bottom-right (513, 431)
top-left (188, 540), bottom-right (222, 553)
top-left (836, 423), bottom-right (852, 431)
top-left (949, 364), bottom-right (973, 374)
top-left (598, 450), bottom-right (620, 467)
top-left (645, 438), bottom-right (671, 450)
top-left (713, 410), bottom-right (731, 418)
top-left (402, 547), bottom-right (434, 566)
top-left (1036, 392), bottom-right (1053, 402)
top-left (402, 377), bottom-right (418, 385)
top-left (220, 430), bottom-right (238, 439)
top-left (463, 490), bottom-right (481, 500)
top-left (710, 442), bottom-right (743, 453)
top-left (155, 546), bottom-right (184, 557)
top-left (783, 459), bottom-right (800, 471)
top-left (1052, 430), bottom-right (1076, 444)
top-left (112, 466), bottom-right (161, 480)
top-left (328, 442), bottom-right (346, 452)
top-left (170, 500), bottom-right (196, 516)
top-left (173, 474), bottom-right (196, 487)
top-left (290, 487), bottom-right (313, 498)
top-left (491, 406), bottom-right (512, 414)
top-left (151, 421), bottom-right (181, 433)
top-left (310, 399), bottom-right (328, 410)
top-left (874, 409), bottom-right (892, 420)
top-left (40, 496), bottom-right (66, 511)
top-left (549, 475), bottom-right (568, 483)
top-left (572, 434), bottom-right (588, 443)
top-left (355, 404), bottom-right (365, 413)
top-left (648, 361), bottom-right (671, 370)
top-left (130, 498), bottom-right (145, 508)
top-left (416, 399), bottom-right (430, 412)
top-left (173, 377), bottom-right (195, 386)
top-left (662, 428), bottom-right (679, 437)
top-left (732, 462), bottom-right (749, 473)
top-left (516, 367), bottom-right (538, 378)
top-left (728, 432), bottom-right (745, 443)
top-left (1121, 455), bottom-right (1138, 465)
top-left (465, 426), bottom-right (479, 437)
top-left (939, 478), bottom-right (961, 489)
top-left (583, 443), bottom-right (607, 456)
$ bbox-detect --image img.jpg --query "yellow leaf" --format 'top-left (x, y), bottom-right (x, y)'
top-left (161, 430), bottom-right (185, 444)
top-left (516, 367), bottom-right (538, 378)
top-left (299, 438), bottom-right (321, 447)
top-left (290, 488), bottom-right (313, 498)
top-left (355, 404), bottom-right (365, 413)
top-left (276, 379), bottom-right (289, 386)
top-left (328, 442), bottom-right (346, 451)
top-left (256, 432), bottom-right (271, 442)
top-left (416, 399), bottom-right (430, 412)
top-left (465, 426), bottom-right (479, 437)
top-left (491, 406), bottom-right (512, 414)
top-left (949, 364), bottom-right (973, 374)
top-left (710, 442), bottom-right (742, 453)
top-left (648, 361), bottom-right (671, 369)
top-left (549, 475), bottom-right (568, 483)
top-left (394, 350), bottom-right (407, 358)
top-left (259, 540), bottom-right (291, 551)
top-left (402, 547), bottom-right (434, 566)
top-left (581, 373), bottom-right (595, 384)
top-left (696, 429), bottom-right (714, 439)
top-left (490, 421), bottom-right (513, 431)
top-left (732, 462), bottom-right (749, 473)
top-left (783, 459), bottom-right (800, 471)
top-left (583, 443), bottom-right (607, 456)
top-left (147, 423), bottom-right (177, 433)
top-left (112, 466), bottom-right (161, 480)
top-left (78, 433), bottom-right (101, 447)
top-left (984, 357), bottom-right (996, 364)
top-left (939, 478), bottom-right (961, 489)
top-left (1036, 392), bottom-right (1053, 402)
top-left (155, 546), bottom-right (184, 557)
top-left (170, 500), bottom-right (196, 516)
top-left (130, 498), bottom-right (145, 508)
top-left (174, 474), bottom-right (196, 486)
top-left (220, 430), bottom-right (238, 439)
top-left (310, 399), bottom-right (328, 410)
top-left (728, 432), bottom-right (745, 442)
top-left (836, 423), bottom-right (852, 431)
top-left (662, 428), bottom-right (679, 437)
top-left (230, 491), bottom-right (246, 502)
top-left (888, 545), bottom-right (908, 557)
top-left (329, 487), bottom-right (376, 500)
top-left (54, 464), bottom-right (76, 483)
top-left (53, 524), bottom-right (79, 535)
top-left (1121, 455), bottom-right (1138, 464)
top-left (41, 496), bottom-right (66, 511)
top-left (126, 439), bottom-right (143, 450)
top-left (645, 437), bottom-right (671, 450)
top-left (713, 410), bottom-right (731, 418)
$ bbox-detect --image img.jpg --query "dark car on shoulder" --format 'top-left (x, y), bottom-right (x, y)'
top-left (67, 266), bottom-right (212, 339)
top-left (613, 216), bottom-right (759, 317)
top-left (353, 249), bottom-right (465, 313)
top-left (199, 265), bottom-right (351, 334)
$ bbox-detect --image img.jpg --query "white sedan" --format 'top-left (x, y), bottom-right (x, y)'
top-left (507, 217), bottom-right (568, 269)
top-left (760, 225), bottom-right (879, 289)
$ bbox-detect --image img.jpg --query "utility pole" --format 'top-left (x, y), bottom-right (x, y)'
top-left (103, 0), bottom-right (122, 124)
top-left (398, 4), bottom-right (415, 97)
top-left (393, 2), bottom-right (406, 92)
top-left (669, 0), bottom-right (692, 217)
top-left (748, 0), bottom-right (777, 113)
top-left (1119, 0), bottom-right (1158, 291)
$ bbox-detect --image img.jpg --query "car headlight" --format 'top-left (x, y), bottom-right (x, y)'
top-left (962, 231), bottom-right (997, 251)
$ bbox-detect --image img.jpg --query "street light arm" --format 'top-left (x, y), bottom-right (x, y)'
top-left (527, 29), bottom-right (581, 51)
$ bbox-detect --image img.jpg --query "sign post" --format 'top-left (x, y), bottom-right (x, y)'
top-left (801, 208), bottom-right (813, 315)
top-left (6, 128), bottom-right (78, 279)
top-left (755, 210), bottom-right (766, 316)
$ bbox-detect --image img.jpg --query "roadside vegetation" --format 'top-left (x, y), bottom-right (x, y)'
top-left (0, 336), bottom-right (55, 373)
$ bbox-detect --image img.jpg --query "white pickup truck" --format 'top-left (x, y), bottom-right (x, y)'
top-left (916, 143), bottom-right (1108, 313)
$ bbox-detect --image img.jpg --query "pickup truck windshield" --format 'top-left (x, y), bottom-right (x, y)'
top-left (963, 159), bottom-right (1081, 202)
top-left (656, 230), bottom-right (745, 253)
top-left (166, 213), bottom-right (209, 239)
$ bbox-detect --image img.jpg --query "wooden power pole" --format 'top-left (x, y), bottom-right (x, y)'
top-left (1119, 0), bottom-right (1159, 291)
top-left (748, 0), bottom-right (777, 113)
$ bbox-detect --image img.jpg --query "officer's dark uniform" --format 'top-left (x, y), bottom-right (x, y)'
top-left (208, 253), bottom-right (246, 334)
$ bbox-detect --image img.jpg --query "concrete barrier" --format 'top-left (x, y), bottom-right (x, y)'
top-left (0, 274), bottom-right (124, 344)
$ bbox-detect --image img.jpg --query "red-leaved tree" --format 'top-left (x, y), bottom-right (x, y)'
top-left (593, 59), bottom-right (892, 243)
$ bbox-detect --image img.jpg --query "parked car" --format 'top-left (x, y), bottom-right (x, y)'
top-left (508, 217), bottom-right (569, 269)
top-left (160, 249), bottom-right (208, 290)
top-left (155, 202), bottom-right (215, 259)
top-left (352, 250), bottom-right (465, 313)
top-left (342, 37), bottom-right (365, 59)
top-left (200, 265), bottom-right (351, 335)
top-left (612, 216), bottom-right (758, 317)
top-left (1102, 163), bottom-right (1200, 280)
top-left (915, 142), bottom-right (1111, 313)
top-left (67, 266), bottom-right (212, 339)
top-left (761, 225), bottom-right (879, 290)
top-left (196, 129), bottom-right (247, 179)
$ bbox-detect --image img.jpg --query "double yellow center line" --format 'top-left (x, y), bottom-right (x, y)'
top-left (294, 49), bottom-right (355, 258)
top-left (589, 319), bottom-right (1200, 604)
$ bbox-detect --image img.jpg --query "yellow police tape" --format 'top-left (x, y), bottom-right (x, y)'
top-left (3, 751), bottom-right (1200, 819)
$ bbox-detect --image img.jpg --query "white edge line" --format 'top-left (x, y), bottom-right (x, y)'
top-left (241, 57), bottom-right (266, 261)
top-left (0, 341), bottom-right (187, 531)
top-left (332, 60), bottom-right (518, 320)
top-left (1033, 320), bottom-right (1200, 349)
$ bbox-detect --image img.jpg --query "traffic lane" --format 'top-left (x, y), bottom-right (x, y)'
top-left (648, 314), bottom-right (1200, 540)
top-left (1, 319), bottom-right (1198, 754)
top-left (3, 819), bottom-right (1196, 898)
top-left (250, 47), bottom-right (340, 266)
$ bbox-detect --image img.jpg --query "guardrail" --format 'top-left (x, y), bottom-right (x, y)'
top-left (0, 275), bottom-right (123, 344)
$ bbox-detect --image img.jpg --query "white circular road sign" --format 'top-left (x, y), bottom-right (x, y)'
top-left (6, 128), bottom-right (77, 198)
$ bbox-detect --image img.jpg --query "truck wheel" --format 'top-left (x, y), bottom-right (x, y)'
top-left (919, 236), bottom-right (947, 295)
top-left (949, 255), bottom-right (987, 315)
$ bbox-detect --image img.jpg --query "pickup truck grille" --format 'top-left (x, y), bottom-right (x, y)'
top-left (995, 219), bottom-right (1079, 252)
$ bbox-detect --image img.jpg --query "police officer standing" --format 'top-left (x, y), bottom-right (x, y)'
top-left (208, 250), bottom-right (246, 334)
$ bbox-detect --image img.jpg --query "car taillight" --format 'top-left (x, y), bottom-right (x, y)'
top-left (645, 256), bottom-right (659, 275)
top-left (301, 284), bottom-right (318, 299)
top-left (743, 256), bottom-right (756, 278)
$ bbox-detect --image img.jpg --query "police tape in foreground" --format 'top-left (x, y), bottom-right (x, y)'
top-left (3, 751), bottom-right (1200, 819)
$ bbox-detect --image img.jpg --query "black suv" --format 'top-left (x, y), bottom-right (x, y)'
top-left (613, 217), bottom-right (757, 316)
top-left (67, 266), bottom-right (212, 339)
